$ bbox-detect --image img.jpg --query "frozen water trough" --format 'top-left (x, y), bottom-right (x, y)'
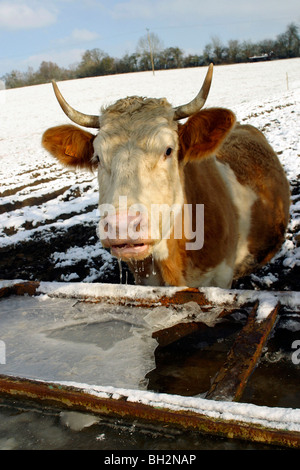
top-left (0, 279), bottom-right (300, 448)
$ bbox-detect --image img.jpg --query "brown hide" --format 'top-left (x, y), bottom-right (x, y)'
top-left (216, 124), bottom-right (290, 277)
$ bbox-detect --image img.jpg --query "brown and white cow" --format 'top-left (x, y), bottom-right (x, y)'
top-left (42, 65), bottom-right (290, 288)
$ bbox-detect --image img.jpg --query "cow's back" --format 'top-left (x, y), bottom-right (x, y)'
top-left (216, 123), bottom-right (290, 277)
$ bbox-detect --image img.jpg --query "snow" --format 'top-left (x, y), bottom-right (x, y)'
top-left (256, 297), bottom-right (279, 321)
top-left (202, 286), bottom-right (300, 320)
top-left (35, 279), bottom-right (184, 301)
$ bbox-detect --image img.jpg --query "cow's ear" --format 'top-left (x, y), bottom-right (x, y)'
top-left (42, 125), bottom-right (96, 171)
top-left (178, 108), bottom-right (236, 162)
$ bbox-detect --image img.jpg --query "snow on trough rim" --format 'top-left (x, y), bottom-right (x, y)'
top-left (54, 379), bottom-right (300, 433)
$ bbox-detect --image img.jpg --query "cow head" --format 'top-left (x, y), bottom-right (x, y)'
top-left (42, 65), bottom-right (235, 263)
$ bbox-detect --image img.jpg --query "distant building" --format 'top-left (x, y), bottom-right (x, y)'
top-left (249, 52), bottom-right (274, 62)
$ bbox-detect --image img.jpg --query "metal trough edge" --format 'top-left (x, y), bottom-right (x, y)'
top-left (1, 279), bottom-right (299, 310)
top-left (0, 374), bottom-right (300, 449)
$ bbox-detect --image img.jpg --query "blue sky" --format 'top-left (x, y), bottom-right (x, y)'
top-left (0, 0), bottom-right (299, 77)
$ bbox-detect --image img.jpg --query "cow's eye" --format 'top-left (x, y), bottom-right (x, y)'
top-left (94, 154), bottom-right (102, 166)
top-left (164, 147), bottom-right (173, 158)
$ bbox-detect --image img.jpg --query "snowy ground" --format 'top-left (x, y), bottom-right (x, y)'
top-left (0, 58), bottom-right (299, 290)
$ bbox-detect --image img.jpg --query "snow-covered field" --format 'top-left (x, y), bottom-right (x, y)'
top-left (0, 58), bottom-right (299, 290)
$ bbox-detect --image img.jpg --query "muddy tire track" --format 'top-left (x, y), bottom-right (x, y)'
top-left (0, 186), bottom-right (73, 214)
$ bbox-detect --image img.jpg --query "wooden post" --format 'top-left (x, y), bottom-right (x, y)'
top-left (206, 302), bottom-right (280, 402)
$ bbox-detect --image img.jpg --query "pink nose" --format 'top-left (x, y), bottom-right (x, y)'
top-left (100, 211), bottom-right (148, 244)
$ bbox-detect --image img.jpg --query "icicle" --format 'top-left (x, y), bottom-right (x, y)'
top-left (118, 258), bottom-right (122, 284)
top-left (152, 255), bottom-right (156, 275)
top-left (125, 270), bottom-right (128, 285)
top-left (134, 260), bottom-right (140, 285)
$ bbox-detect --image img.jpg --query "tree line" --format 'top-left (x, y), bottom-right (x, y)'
top-left (2, 23), bottom-right (300, 89)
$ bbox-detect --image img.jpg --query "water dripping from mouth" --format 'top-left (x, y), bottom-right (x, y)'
top-left (134, 259), bottom-right (140, 285)
top-left (152, 255), bottom-right (156, 276)
top-left (118, 258), bottom-right (122, 284)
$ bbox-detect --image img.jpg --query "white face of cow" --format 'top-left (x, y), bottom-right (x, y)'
top-left (42, 65), bottom-right (216, 265)
top-left (93, 97), bottom-right (184, 261)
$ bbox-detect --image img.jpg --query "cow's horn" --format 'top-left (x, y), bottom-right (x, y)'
top-left (51, 80), bottom-right (100, 129)
top-left (173, 64), bottom-right (213, 120)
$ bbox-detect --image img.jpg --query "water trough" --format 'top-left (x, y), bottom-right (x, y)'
top-left (0, 280), bottom-right (299, 449)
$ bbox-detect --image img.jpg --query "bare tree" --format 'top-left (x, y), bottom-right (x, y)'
top-left (136, 32), bottom-right (163, 71)
top-left (211, 36), bottom-right (225, 64)
top-left (227, 40), bottom-right (241, 63)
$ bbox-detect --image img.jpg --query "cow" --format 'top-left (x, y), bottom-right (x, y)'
top-left (42, 65), bottom-right (290, 288)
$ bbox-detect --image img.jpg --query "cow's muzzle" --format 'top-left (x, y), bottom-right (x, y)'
top-left (99, 211), bottom-right (153, 260)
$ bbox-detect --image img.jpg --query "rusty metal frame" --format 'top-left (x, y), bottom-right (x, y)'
top-left (0, 280), bottom-right (299, 448)
top-left (0, 373), bottom-right (299, 449)
top-left (206, 301), bottom-right (280, 401)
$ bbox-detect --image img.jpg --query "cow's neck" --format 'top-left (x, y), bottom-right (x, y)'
top-left (129, 235), bottom-right (188, 287)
